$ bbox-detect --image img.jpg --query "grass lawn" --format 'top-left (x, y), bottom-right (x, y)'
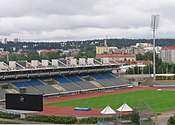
top-left (0, 121), bottom-right (21, 124)
top-left (46, 90), bottom-right (175, 112)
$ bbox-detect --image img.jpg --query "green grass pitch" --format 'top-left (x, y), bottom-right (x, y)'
top-left (46, 90), bottom-right (175, 112)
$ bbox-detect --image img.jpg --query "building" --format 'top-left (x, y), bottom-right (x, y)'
top-left (96, 46), bottom-right (109, 54)
top-left (0, 51), bottom-right (8, 58)
top-left (161, 46), bottom-right (175, 63)
top-left (70, 49), bottom-right (80, 56)
top-left (108, 47), bottom-right (118, 53)
top-left (135, 43), bottom-right (152, 48)
top-left (96, 54), bottom-right (136, 61)
top-left (1, 38), bottom-right (7, 44)
top-left (114, 60), bottom-right (152, 65)
top-left (14, 38), bottom-right (20, 43)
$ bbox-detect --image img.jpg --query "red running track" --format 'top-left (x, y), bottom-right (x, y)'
top-left (34, 87), bottom-right (175, 117)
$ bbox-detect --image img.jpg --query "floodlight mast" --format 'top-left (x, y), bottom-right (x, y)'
top-left (151, 14), bottom-right (159, 81)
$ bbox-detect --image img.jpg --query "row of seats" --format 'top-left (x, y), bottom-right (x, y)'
top-left (53, 76), bottom-right (84, 91)
top-left (0, 72), bottom-right (129, 100)
top-left (52, 73), bottom-right (128, 91)
top-left (12, 79), bottom-right (44, 87)
top-left (12, 79), bottom-right (59, 95)
top-left (53, 75), bottom-right (98, 91)
top-left (89, 73), bottom-right (117, 87)
top-left (91, 73), bottom-right (126, 85)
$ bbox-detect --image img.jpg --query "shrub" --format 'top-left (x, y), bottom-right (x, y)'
top-left (79, 116), bottom-right (115, 124)
top-left (168, 115), bottom-right (175, 125)
top-left (26, 115), bottom-right (77, 124)
top-left (130, 112), bottom-right (140, 125)
top-left (0, 111), bottom-right (20, 119)
top-left (79, 117), bottom-right (98, 124)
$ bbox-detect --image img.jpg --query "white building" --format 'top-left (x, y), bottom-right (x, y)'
top-left (1, 38), bottom-right (7, 44)
top-left (135, 43), bottom-right (153, 48)
top-left (14, 38), bottom-right (20, 43)
top-left (161, 46), bottom-right (175, 63)
top-left (144, 46), bottom-right (162, 53)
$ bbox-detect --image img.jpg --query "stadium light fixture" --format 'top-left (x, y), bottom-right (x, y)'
top-left (151, 14), bottom-right (159, 81)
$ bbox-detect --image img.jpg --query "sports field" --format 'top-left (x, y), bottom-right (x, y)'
top-left (46, 90), bottom-right (175, 112)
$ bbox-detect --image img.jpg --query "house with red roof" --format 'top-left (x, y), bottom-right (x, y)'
top-left (96, 54), bottom-right (136, 61)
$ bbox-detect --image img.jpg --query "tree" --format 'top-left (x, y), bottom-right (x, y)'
top-left (127, 67), bottom-right (134, 74)
top-left (26, 51), bottom-right (40, 61)
top-left (75, 45), bottom-right (96, 58)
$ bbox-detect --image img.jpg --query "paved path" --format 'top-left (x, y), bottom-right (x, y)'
top-left (153, 110), bottom-right (175, 125)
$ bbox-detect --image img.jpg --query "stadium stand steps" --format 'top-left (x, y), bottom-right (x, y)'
top-left (29, 79), bottom-right (45, 86)
top-left (51, 84), bottom-right (67, 92)
top-left (99, 72), bottom-right (128, 85)
top-left (89, 73), bottom-right (117, 87)
top-left (6, 89), bottom-right (19, 93)
top-left (0, 89), bottom-right (7, 100)
top-left (100, 72), bottom-right (116, 79)
top-left (66, 75), bottom-right (98, 90)
top-left (109, 78), bottom-right (128, 85)
top-left (42, 79), bottom-right (67, 92)
top-left (53, 76), bottom-right (71, 84)
top-left (34, 85), bottom-right (60, 95)
top-left (3, 72), bottom-right (130, 98)
top-left (12, 81), bottom-right (31, 88)
top-left (89, 81), bottom-right (103, 88)
top-left (16, 86), bottom-right (42, 95)
top-left (53, 76), bottom-right (84, 91)
top-left (12, 79), bottom-right (60, 95)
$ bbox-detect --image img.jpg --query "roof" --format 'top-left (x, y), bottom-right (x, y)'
top-left (100, 106), bottom-right (116, 115)
top-left (111, 60), bottom-right (152, 65)
top-left (96, 54), bottom-right (136, 58)
top-left (117, 103), bottom-right (133, 112)
top-left (41, 50), bottom-right (57, 53)
top-left (161, 46), bottom-right (175, 50)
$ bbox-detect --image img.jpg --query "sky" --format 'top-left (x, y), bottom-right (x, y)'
top-left (0, 0), bottom-right (175, 42)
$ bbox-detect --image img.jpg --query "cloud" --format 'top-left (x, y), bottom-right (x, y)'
top-left (0, 0), bottom-right (174, 41)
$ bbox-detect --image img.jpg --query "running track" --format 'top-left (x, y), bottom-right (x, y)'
top-left (34, 87), bottom-right (175, 117)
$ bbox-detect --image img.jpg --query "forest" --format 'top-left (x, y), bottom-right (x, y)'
top-left (1, 38), bottom-right (175, 52)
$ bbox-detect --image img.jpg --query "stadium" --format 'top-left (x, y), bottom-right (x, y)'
top-left (0, 58), bottom-right (130, 99)
top-left (0, 57), bottom-right (175, 124)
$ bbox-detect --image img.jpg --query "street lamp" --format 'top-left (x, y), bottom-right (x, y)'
top-left (151, 14), bottom-right (159, 81)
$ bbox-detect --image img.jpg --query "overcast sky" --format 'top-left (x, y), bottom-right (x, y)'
top-left (0, 0), bottom-right (175, 41)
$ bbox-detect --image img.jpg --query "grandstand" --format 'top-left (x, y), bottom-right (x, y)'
top-left (53, 76), bottom-right (84, 92)
top-left (0, 58), bottom-right (131, 101)
top-left (89, 73), bottom-right (117, 87)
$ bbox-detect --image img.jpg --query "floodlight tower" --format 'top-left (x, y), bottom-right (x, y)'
top-left (104, 35), bottom-right (108, 47)
top-left (151, 14), bottom-right (159, 81)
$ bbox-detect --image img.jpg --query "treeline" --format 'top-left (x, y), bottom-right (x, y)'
top-left (0, 111), bottom-right (152, 124)
top-left (75, 45), bottom-right (96, 58)
top-left (0, 51), bottom-right (66, 62)
top-left (2, 38), bottom-right (175, 52)
top-left (0, 45), bottom-right (96, 62)
top-left (127, 52), bottom-right (175, 74)
top-left (127, 63), bottom-right (175, 74)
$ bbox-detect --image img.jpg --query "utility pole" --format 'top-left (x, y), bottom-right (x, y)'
top-left (151, 14), bottom-right (159, 81)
